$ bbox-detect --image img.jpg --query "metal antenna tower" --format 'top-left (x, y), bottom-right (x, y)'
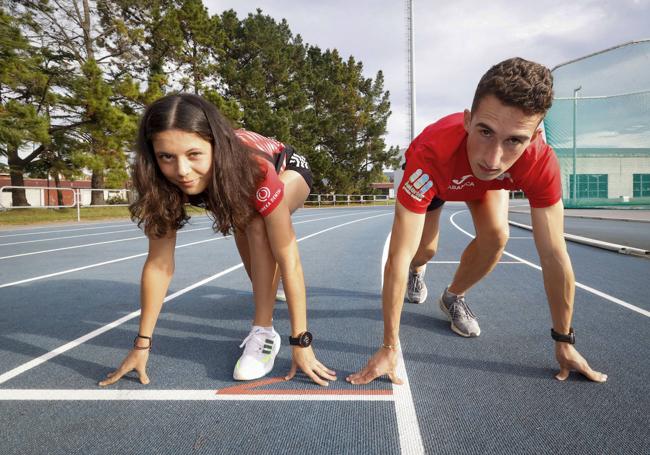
top-left (406, 0), bottom-right (416, 143)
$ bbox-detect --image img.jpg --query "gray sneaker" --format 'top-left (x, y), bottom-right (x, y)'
top-left (438, 288), bottom-right (481, 337)
top-left (406, 269), bottom-right (428, 304)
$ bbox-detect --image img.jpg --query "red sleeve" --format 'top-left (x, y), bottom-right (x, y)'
top-left (236, 130), bottom-right (285, 158)
top-left (521, 142), bottom-right (562, 208)
top-left (253, 157), bottom-right (285, 217)
top-left (396, 138), bottom-right (438, 213)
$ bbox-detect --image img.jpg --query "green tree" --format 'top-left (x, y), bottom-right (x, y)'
top-left (220, 9), bottom-right (308, 137)
top-left (0, 5), bottom-right (52, 206)
top-left (17, 0), bottom-right (140, 204)
top-left (219, 8), bottom-right (398, 193)
top-left (298, 47), bottom-right (399, 193)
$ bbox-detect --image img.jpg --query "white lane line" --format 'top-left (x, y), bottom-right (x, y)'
top-left (0, 212), bottom-right (391, 386)
top-left (0, 211), bottom-right (369, 261)
top-left (0, 209), bottom-right (355, 239)
top-left (0, 389), bottom-right (394, 401)
top-left (0, 220), bottom-right (217, 246)
top-left (428, 261), bottom-right (525, 264)
top-left (0, 237), bottom-right (227, 289)
top-left (381, 231), bottom-right (426, 455)
top-left (0, 236), bottom-right (147, 260)
top-left (0, 227), bottom-right (147, 246)
top-left (0, 226), bottom-right (211, 260)
top-left (0, 221), bottom-right (137, 238)
top-left (0, 211), bottom-right (386, 287)
top-left (0, 211), bottom-right (354, 240)
top-left (449, 210), bottom-right (650, 318)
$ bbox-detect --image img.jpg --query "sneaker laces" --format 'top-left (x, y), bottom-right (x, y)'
top-left (448, 295), bottom-right (477, 321)
top-left (239, 329), bottom-right (271, 354)
top-left (408, 271), bottom-right (423, 294)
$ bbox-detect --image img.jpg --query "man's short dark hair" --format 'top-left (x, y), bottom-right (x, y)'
top-left (471, 57), bottom-right (554, 116)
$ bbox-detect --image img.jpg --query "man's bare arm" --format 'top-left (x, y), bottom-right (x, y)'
top-left (531, 200), bottom-right (607, 382)
top-left (347, 201), bottom-right (426, 385)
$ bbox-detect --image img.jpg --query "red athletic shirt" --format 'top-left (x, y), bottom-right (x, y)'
top-left (397, 113), bottom-right (562, 213)
top-left (235, 130), bottom-right (286, 217)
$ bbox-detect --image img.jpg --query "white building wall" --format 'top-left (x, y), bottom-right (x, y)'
top-left (558, 156), bottom-right (650, 198)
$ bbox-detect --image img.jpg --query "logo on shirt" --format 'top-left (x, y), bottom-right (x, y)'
top-left (402, 169), bottom-right (434, 201)
top-left (256, 187), bottom-right (271, 202)
top-left (448, 174), bottom-right (475, 191)
top-left (452, 175), bottom-right (472, 185)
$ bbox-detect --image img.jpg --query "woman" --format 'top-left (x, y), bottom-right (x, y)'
top-left (99, 94), bottom-right (335, 387)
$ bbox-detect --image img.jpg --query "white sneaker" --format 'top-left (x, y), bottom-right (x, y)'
top-left (233, 326), bottom-right (281, 381)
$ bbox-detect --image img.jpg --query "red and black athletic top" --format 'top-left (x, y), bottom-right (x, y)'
top-left (397, 113), bottom-right (562, 213)
top-left (188, 129), bottom-right (287, 217)
top-left (235, 130), bottom-right (287, 216)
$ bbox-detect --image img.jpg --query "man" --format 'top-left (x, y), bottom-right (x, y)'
top-left (346, 57), bottom-right (607, 385)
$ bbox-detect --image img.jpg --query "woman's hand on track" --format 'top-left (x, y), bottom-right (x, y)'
top-left (285, 346), bottom-right (336, 386)
top-left (98, 348), bottom-right (150, 386)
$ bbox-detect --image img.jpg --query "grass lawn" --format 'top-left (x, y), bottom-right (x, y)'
top-left (0, 206), bottom-right (207, 227)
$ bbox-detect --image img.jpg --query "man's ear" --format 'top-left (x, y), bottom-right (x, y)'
top-left (463, 109), bottom-right (471, 133)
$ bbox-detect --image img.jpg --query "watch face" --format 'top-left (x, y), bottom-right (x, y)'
top-left (299, 331), bottom-right (313, 347)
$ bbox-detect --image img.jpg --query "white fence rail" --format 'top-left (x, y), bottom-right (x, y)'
top-left (305, 194), bottom-right (394, 207)
top-left (0, 186), bottom-right (78, 209)
top-left (1, 186), bottom-right (132, 222)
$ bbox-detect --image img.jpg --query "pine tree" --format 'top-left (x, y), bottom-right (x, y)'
top-left (0, 5), bottom-right (52, 206)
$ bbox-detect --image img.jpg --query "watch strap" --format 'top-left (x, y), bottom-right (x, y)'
top-left (551, 327), bottom-right (575, 344)
top-left (289, 331), bottom-right (312, 347)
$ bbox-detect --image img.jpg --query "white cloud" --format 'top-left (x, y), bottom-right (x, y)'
top-left (205, 0), bottom-right (650, 149)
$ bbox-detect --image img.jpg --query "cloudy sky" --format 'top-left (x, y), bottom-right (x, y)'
top-left (208, 1), bottom-right (649, 149)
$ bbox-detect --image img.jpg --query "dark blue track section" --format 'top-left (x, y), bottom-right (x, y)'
top-left (1, 205), bottom-right (648, 454)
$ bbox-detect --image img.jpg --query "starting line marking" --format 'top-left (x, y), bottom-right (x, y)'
top-left (0, 389), bottom-right (394, 401)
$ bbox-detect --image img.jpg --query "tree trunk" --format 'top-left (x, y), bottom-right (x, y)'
top-left (53, 172), bottom-right (64, 206)
top-left (7, 147), bottom-right (30, 206)
top-left (91, 171), bottom-right (105, 205)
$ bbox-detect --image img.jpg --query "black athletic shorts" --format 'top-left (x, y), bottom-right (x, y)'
top-left (401, 160), bottom-right (444, 211)
top-left (277, 144), bottom-right (314, 193)
top-left (426, 196), bottom-right (445, 211)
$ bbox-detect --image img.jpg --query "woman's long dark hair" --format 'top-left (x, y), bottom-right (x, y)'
top-left (130, 94), bottom-right (265, 237)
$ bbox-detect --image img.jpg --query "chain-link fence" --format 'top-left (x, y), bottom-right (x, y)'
top-left (544, 39), bottom-right (650, 208)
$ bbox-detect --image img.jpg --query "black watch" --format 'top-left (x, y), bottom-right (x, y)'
top-left (551, 327), bottom-right (575, 344)
top-left (289, 331), bottom-right (313, 347)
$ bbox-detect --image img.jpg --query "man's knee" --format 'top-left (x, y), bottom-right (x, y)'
top-left (417, 244), bottom-right (438, 261)
top-left (476, 227), bottom-right (509, 252)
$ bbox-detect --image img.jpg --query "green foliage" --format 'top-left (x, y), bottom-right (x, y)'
top-left (0, 8), bottom-right (51, 152)
top-left (2, 1), bottom-right (399, 196)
